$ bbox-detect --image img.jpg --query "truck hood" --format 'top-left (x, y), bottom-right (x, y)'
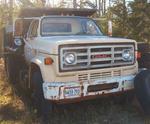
top-left (35, 36), bottom-right (136, 55)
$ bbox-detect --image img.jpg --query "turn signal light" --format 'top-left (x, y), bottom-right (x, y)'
top-left (44, 57), bottom-right (53, 65)
top-left (136, 51), bottom-right (141, 59)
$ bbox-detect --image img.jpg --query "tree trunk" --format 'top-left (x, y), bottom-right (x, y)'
top-left (9, 0), bottom-right (13, 25)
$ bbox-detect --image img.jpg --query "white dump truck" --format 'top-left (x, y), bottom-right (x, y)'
top-left (1, 8), bottom-right (150, 119)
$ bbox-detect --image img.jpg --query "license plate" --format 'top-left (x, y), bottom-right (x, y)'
top-left (64, 87), bottom-right (80, 98)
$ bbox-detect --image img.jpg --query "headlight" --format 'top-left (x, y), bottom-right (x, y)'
top-left (64, 53), bottom-right (76, 64)
top-left (122, 49), bottom-right (134, 61)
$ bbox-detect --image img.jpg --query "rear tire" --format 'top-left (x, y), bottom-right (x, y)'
top-left (134, 70), bottom-right (150, 115)
top-left (32, 70), bottom-right (53, 123)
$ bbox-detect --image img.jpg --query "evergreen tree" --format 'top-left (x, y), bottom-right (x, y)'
top-left (107, 0), bottom-right (129, 37)
top-left (128, 0), bottom-right (150, 42)
top-left (107, 0), bottom-right (150, 43)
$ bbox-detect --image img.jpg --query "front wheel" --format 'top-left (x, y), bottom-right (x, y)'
top-left (32, 70), bottom-right (53, 123)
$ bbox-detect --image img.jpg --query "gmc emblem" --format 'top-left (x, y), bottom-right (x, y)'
top-left (91, 54), bottom-right (111, 59)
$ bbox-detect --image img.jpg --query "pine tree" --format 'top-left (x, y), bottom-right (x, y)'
top-left (107, 0), bottom-right (150, 43)
top-left (107, 0), bottom-right (128, 37)
top-left (128, 0), bottom-right (150, 42)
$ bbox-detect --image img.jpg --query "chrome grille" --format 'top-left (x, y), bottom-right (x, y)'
top-left (59, 44), bottom-right (135, 72)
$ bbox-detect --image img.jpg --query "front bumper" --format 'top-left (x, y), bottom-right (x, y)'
top-left (43, 75), bottom-right (135, 103)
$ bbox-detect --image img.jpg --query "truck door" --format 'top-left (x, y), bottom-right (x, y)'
top-left (24, 20), bottom-right (39, 62)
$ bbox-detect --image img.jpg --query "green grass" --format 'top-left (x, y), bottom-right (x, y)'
top-left (0, 60), bottom-right (149, 124)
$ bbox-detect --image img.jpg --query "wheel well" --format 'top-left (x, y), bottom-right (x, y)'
top-left (30, 63), bottom-right (41, 89)
top-left (31, 63), bottom-right (40, 74)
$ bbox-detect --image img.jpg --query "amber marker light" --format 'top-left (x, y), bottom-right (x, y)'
top-left (44, 57), bottom-right (53, 65)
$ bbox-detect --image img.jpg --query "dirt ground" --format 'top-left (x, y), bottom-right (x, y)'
top-left (0, 59), bottom-right (150, 124)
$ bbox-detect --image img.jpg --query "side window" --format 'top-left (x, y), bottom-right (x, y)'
top-left (29, 20), bottom-right (39, 38)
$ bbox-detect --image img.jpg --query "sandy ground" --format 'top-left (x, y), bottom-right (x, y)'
top-left (0, 59), bottom-right (150, 124)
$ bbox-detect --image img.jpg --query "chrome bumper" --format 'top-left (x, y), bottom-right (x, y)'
top-left (43, 75), bottom-right (135, 101)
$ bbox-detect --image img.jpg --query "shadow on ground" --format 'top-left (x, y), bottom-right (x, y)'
top-left (12, 82), bottom-right (147, 124)
top-left (0, 103), bottom-right (24, 121)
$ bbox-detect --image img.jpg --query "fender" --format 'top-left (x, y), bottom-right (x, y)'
top-left (30, 56), bottom-right (45, 80)
top-left (30, 55), bottom-right (56, 84)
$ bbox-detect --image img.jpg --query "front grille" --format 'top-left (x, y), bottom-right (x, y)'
top-left (78, 70), bottom-right (121, 82)
top-left (59, 43), bottom-right (135, 72)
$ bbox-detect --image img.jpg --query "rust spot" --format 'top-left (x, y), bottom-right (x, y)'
top-left (81, 85), bottom-right (84, 90)
top-left (81, 93), bottom-right (84, 97)
top-left (59, 86), bottom-right (63, 98)
top-left (80, 82), bottom-right (84, 97)
top-left (79, 81), bottom-right (83, 85)
top-left (51, 89), bottom-right (134, 104)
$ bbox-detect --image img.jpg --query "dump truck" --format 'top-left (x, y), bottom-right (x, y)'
top-left (0, 8), bottom-right (150, 119)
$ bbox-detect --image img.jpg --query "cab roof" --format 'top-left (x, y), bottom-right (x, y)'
top-left (18, 8), bottom-right (97, 18)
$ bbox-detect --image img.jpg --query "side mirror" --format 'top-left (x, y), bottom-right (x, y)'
top-left (12, 38), bottom-right (24, 55)
top-left (14, 38), bottom-right (24, 46)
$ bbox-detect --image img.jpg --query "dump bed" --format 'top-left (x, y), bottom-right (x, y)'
top-left (18, 8), bottom-right (97, 18)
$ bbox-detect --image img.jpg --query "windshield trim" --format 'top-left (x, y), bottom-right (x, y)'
top-left (40, 16), bottom-right (103, 37)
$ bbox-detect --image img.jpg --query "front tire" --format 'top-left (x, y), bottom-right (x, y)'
top-left (32, 70), bottom-right (53, 123)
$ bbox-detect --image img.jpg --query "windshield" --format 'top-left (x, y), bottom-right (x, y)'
top-left (41, 17), bottom-right (103, 36)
